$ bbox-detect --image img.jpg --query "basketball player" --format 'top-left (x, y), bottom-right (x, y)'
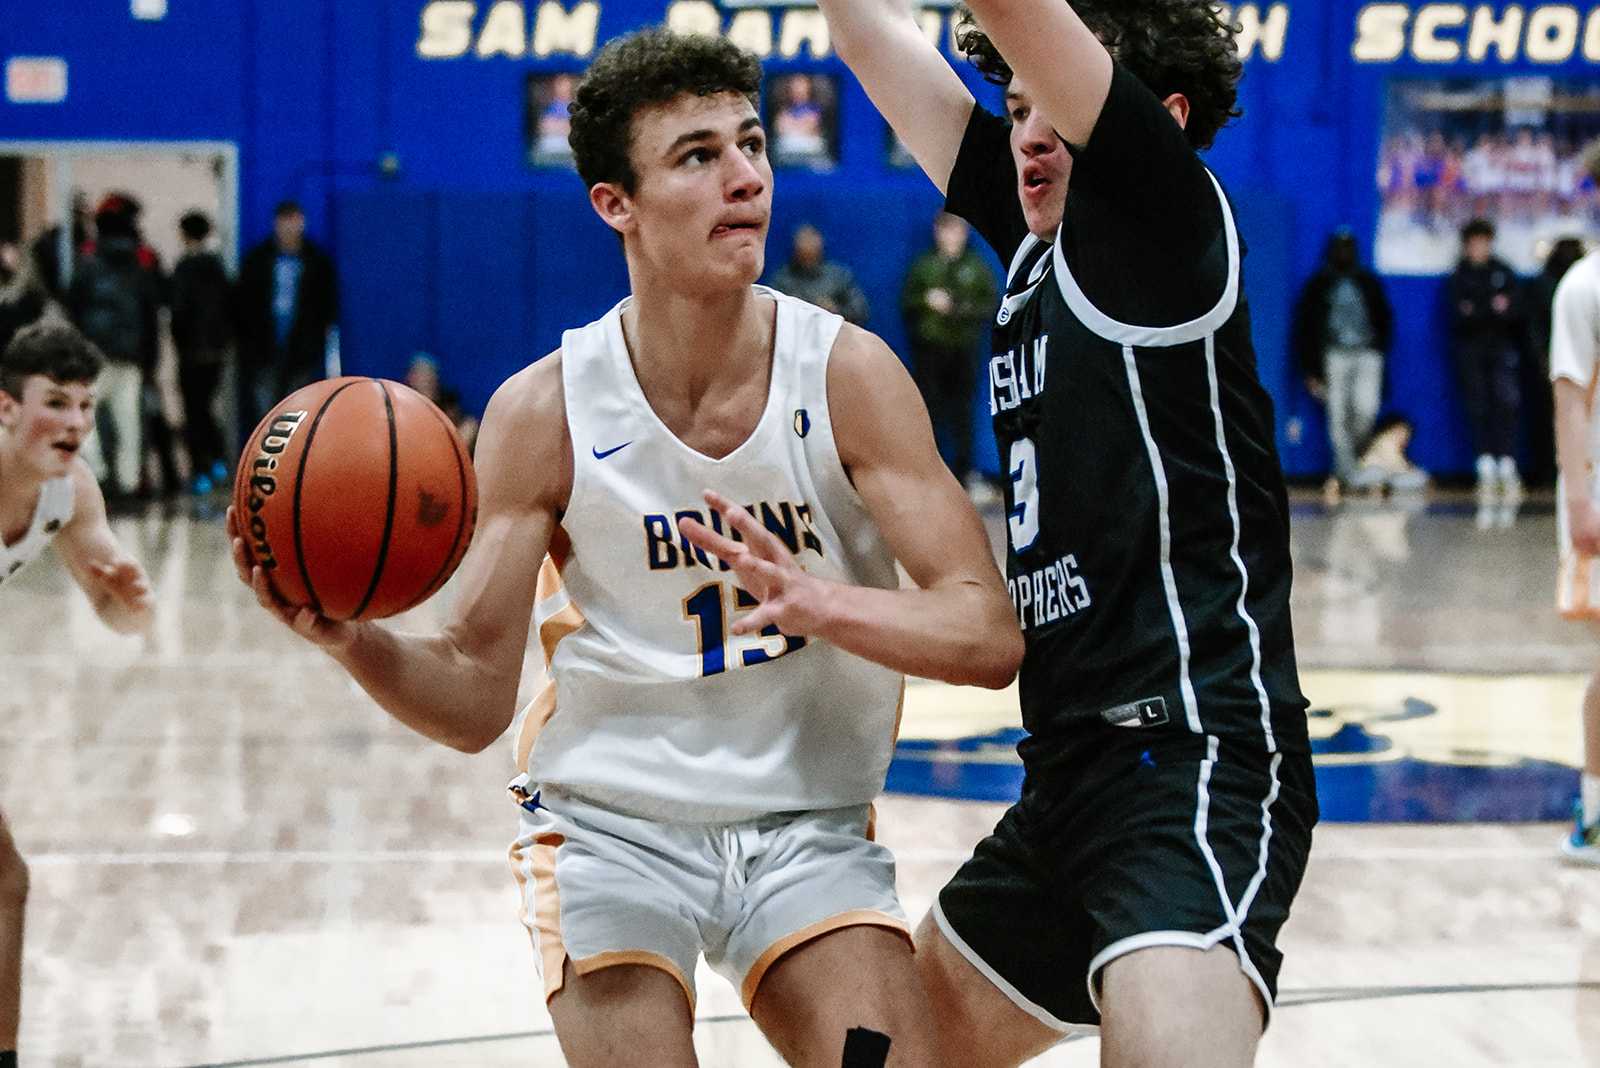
top-left (817, 0), bottom-right (1317, 1062)
top-left (226, 28), bottom-right (1022, 1067)
top-left (0, 319), bottom-right (155, 1064)
top-left (1549, 140), bottom-right (1600, 867)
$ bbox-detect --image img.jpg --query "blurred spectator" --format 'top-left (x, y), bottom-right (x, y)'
top-left (84, 193), bottom-right (182, 498)
top-left (770, 225), bottom-right (867, 326)
top-left (1449, 217), bottom-right (1526, 496)
top-left (1293, 229), bottom-right (1394, 501)
top-left (1349, 414), bottom-right (1430, 495)
top-left (1526, 236), bottom-right (1588, 486)
top-left (30, 191), bottom-right (91, 302)
top-left (900, 213), bottom-right (996, 492)
top-left (0, 242), bottom-right (51, 354)
top-left (170, 211), bottom-right (234, 494)
top-left (236, 200), bottom-right (339, 430)
top-left (405, 353), bottom-right (479, 455)
top-left (68, 198), bottom-right (161, 501)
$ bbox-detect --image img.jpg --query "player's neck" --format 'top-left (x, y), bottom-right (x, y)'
top-left (623, 282), bottom-right (772, 392)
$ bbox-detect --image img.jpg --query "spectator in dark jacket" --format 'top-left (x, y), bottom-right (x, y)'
top-left (171, 211), bottom-right (234, 493)
top-left (769, 224), bottom-right (868, 326)
top-left (1525, 236), bottom-right (1587, 487)
top-left (1293, 229), bottom-right (1394, 499)
top-left (901, 213), bottom-right (996, 491)
top-left (0, 243), bottom-right (51, 355)
top-left (1449, 217), bottom-right (1526, 496)
top-left (68, 200), bottom-right (162, 499)
top-left (235, 200), bottom-right (338, 431)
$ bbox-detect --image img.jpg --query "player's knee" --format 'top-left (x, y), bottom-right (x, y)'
top-left (0, 846), bottom-right (28, 910)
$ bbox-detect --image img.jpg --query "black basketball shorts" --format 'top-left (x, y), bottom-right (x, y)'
top-left (935, 729), bottom-right (1317, 1032)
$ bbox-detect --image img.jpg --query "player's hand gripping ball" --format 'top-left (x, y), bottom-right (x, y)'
top-left (233, 377), bottom-right (478, 621)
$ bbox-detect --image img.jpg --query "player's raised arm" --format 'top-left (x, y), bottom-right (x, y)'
top-left (815, 0), bottom-right (974, 192)
top-left (53, 460), bottom-right (153, 635)
top-left (682, 326), bottom-right (1021, 688)
top-left (957, 0), bottom-right (1113, 149)
top-left (229, 355), bottom-right (570, 752)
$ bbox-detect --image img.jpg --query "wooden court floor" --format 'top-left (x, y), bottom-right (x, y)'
top-left (0, 495), bottom-right (1597, 1066)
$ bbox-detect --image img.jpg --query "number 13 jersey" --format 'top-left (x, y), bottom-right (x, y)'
top-left (513, 288), bottom-right (905, 822)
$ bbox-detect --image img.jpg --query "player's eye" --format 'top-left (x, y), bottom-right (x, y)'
top-left (1010, 106), bottom-right (1029, 122)
top-left (681, 147), bottom-right (713, 166)
top-left (741, 136), bottom-right (765, 158)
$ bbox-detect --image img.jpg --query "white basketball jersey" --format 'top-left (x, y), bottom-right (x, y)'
top-left (513, 288), bottom-right (905, 822)
top-left (0, 475), bottom-right (74, 587)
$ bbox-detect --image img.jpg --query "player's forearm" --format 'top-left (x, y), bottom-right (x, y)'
top-left (1555, 380), bottom-right (1592, 503)
top-left (818, 0), bottom-right (917, 62)
top-left (332, 625), bottom-right (518, 753)
top-left (814, 578), bottom-right (1022, 688)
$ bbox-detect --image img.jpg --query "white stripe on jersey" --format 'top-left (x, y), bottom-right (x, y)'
top-left (514, 287), bottom-right (905, 822)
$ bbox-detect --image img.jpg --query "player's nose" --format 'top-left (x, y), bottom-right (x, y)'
top-left (724, 150), bottom-right (765, 201)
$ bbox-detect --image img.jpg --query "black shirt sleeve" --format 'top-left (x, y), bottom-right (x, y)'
top-left (1058, 63), bottom-right (1233, 327)
top-left (944, 103), bottom-right (1031, 269)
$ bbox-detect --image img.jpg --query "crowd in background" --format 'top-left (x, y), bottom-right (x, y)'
top-left (17, 186), bottom-right (1599, 517)
top-left (1297, 139), bottom-right (1600, 507)
top-left (0, 194), bottom-right (482, 511)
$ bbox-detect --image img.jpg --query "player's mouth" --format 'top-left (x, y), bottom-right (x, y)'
top-left (711, 216), bottom-right (765, 239)
top-left (50, 440), bottom-right (80, 460)
top-left (1021, 164), bottom-right (1053, 201)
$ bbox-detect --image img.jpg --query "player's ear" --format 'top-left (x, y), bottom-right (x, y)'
top-left (1162, 92), bottom-right (1191, 132)
top-left (0, 387), bottom-right (17, 430)
top-left (589, 181), bottom-right (635, 237)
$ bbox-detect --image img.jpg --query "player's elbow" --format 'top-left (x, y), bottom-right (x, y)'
top-left (975, 626), bottom-right (1025, 689)
top-left (953, 617), bottom-right (1023, 690)
top-left (449, 704), bottom-right (516, 754)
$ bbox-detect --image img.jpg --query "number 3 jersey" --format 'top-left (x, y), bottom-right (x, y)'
top-left (512, 288), bottom-right (905, 822)
top-left (945, 65), bottom-right (1309, 754)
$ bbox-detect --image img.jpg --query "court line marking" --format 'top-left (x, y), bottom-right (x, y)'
top-left (180, 982), bottom-right (1600, 1067)
top-left (18, 843), bottom-right (1574, 867)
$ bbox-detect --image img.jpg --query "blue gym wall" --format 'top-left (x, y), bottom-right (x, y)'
top-left (6, 1), bottom-right (1600, 477)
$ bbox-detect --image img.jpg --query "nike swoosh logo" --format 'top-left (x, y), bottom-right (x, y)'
top-left (592, 441), bottom-right (633, 460)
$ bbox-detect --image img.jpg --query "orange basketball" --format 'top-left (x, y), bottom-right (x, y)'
top-left (234, 377), bottom-right (477, 621)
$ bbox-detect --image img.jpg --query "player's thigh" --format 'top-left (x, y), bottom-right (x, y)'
top-left (508, 794), bottom-right (709, 1031)
top-left (729, 806), bottom-right (928, 1065)
top-left (913, 910), bottom-right (1066, 1068)
top-left (750, 923), bottom-right (935, 1068)
top-left (1098, 945), bottom-right (1262, 1068)
top-left (548, 958), bottom-right (698, 1068)
top-left (916, 799), bottom-right (1094, 1065)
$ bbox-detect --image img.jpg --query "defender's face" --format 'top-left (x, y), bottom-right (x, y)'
top-left (1, 375), bottom-right (95, 479)
top-left (624, 92), bottom-right (772, 292)
top-left (1007, 74), bottom-right (1072, 239)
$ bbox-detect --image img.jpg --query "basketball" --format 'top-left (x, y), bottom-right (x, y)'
top-left (233, 377), bottom-right (477, 621)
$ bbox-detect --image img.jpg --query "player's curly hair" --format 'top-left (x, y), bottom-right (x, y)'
top-left (569, 28), bottom-right (763, 193)
top-left (1, 319), bottom-right (105, 399)
top-left (954, 0), bottom-right (1243, 149)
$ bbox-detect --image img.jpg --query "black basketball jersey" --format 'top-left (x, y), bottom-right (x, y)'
top-left (945, 65), bottom-right (1309, 754)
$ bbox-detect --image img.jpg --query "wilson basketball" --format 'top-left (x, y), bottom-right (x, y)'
top-left (234, 377), bottom-right (477, 621)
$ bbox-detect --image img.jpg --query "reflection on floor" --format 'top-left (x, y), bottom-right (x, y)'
top-left (890, 668), bottom-right (1586, 821)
